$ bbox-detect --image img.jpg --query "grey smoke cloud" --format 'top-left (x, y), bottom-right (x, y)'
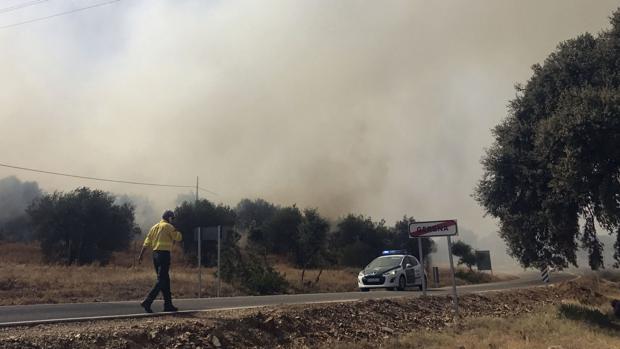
top-left (1, 1), bottom-right (619, 268)
top-left (115, 193), bottom-right (159, 234)
top-left (0, 176), bottom-right (41, 223)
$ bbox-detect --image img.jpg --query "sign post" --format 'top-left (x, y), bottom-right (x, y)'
top-left (194, 226), bottom-right (227, 297)
top-left (410, 219), bottom-right (459, 317)
top-left (198, 227), bottom-right (202, 298)
top-left (217, 225), bottom-right (222, 297)
top-left (417, 237), bottom-right (426, 296)
top-left (446, 235), bottom-right (459, 317)
top-left (475, 250), bottom-right (492, 273)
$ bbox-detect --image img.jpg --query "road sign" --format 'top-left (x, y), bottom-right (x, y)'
top-left (194, 227), bottom-right (221, 241)
top-left (409, 220), bottom-right (458, 238)
top-left (475, 250), bottom-right (492, 271)
top-left (193, 226), bottom-right (230, 298)
top-left (409, 219), bottom-right (459, 317)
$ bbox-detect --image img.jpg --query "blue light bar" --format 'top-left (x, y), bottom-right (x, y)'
top-left (382, 249), bottom-right (407, 255)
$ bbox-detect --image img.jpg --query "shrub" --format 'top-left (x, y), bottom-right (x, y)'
top-left (27, 187), bottom-right (136, 265)
top-left (220, 244), bottom-right (288, 295)
top-left (455, 269), bottom-right (493, 284)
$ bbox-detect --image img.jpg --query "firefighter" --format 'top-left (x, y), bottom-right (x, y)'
top-left (137, 210), bottom-right (182, 313)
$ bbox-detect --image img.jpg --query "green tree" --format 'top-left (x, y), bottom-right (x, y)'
top-left (390, 216), bottom-right (436, 262)
top-left (294, 208), bottom-right (330, 285)
top-left (331, 214), bottom-right (391, 267)
top-left (234, 198), bottom-right (278, 231)
top-left (259, 205), bottom-right (303, 255)
top-left (173, 199), bottom-right (236, 266)
top-left (475, 9), bottom-right (620, 270)
top-left (27, 187), bottom-right (137, 264)
top-left (451, 240), bottom-right (477, 271)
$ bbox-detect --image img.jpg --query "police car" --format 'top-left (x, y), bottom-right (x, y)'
top-left (358, 250), bottom-right (427, 291)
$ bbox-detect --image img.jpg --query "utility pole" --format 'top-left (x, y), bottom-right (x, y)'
top-left (195, 176), bottom-right (199, 202)
top-left (196, 176), bottom-right (201, 298)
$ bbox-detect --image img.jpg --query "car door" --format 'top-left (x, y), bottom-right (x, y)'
top-left (411, 256), bottom-right (423, 283)
top-left (404, 256), bottom-right (417, 285)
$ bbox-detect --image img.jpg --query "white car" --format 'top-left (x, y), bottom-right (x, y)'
top-left (358, 250), bottom-right (427, 291)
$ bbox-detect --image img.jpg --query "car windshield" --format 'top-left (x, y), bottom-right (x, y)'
top-left (366, 256), bottom-right (402, 269)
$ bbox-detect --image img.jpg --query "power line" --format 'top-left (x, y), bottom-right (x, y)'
top-left (0, 0), bottom-right (119, 30)
top-left (0, 0), bottom-right (49, 15)
top-left (0, 161), bottom-right (218, 195)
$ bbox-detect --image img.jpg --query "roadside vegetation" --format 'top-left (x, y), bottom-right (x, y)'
top-left (0, 177), bottom-right (507, 302)
top-left (0, 241), bottom-right (508, 305)
top-left (0, 274), bottom-right (616, 348)
top-left (374, 305), bottom-right (620, 349)
top-left (333, 274), bottom-right (620, 349)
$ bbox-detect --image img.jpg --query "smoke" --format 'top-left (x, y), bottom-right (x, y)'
top-left (430, 227), bottom-right (521, 272)
top-left (114, 194), bottom-right (159, 234)
top-left (0, 176), bottom-right (41, 223)
top-left (0, 175), bottom-right (161, 238)
top-left (0, 176), bottom-right (41, 240)
top-left (1, 1), bottom-right (619, 267)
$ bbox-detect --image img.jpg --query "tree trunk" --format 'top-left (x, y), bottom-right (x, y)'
top-left (300, 268), bottom-right (306, 287)
top-left (314, 268), bottom-right (323, 285)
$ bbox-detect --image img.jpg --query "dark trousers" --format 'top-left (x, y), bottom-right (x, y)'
top-left (144, 250), bottom-right (173, 306)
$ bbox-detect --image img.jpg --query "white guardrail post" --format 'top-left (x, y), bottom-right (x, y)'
top-left (541, 266), bottom-right (550, 284)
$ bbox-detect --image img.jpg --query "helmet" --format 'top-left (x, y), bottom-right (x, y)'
top-left (162, 210), bottom-right (175, 221)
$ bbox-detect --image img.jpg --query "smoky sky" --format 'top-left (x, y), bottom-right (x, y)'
top-left (0, 176), bottom-right (41, 222)
top-left (1, 0), bottom-right (619, 264)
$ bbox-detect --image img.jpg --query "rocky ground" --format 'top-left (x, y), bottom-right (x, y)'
top-left (0, 278), bottom-right (610, 349)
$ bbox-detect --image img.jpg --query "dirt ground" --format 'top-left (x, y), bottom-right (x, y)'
top-left (0, 276), bottom-right (611, 349)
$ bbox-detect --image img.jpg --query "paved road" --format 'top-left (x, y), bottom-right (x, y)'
top-left (0, 272), bottom-right (575, 327)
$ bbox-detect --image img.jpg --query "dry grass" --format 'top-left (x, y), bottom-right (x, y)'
top-left (433, 267), bottom-right (516, 287)
top-left (0, 242), bottom-right (359, 304)
top-left (0, 256), bottom-right (244, 306)
top-left (334, 309), bottom-right (620, 349)
top-left (0, 241), bottom-right (240, 305)
top-left (387, 304), bottom-right (620, 349)
top-left (0, 242), bottom-right (517, 305)
top-left (275, 264), bottom-right (359, 293)
top-left (332, 275), bottom-right (620, 349)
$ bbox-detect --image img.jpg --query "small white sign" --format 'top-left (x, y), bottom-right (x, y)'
top-left (409, 220), bottom-right (458, 238)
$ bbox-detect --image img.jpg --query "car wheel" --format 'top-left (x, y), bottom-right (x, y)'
top-left (397, 275), bottom-right (406, 291)
top-left (360, 288), bottom-right (369, 292)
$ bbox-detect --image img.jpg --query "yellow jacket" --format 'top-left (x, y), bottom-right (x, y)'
top-left (143, 220), bottom-right (183, 251)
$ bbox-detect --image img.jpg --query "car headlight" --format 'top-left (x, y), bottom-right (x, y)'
top-left (383, 270), bottom-right (397, 277)
top-left (358, 271), bottom-right (364, 277)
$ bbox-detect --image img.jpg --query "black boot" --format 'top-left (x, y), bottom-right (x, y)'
top-left (140, 300), bottom-right (153, 313)
top-left (163, 304), bottom-right (178, 312)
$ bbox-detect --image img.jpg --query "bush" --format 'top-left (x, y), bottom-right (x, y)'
top-left (242, 258), bottom-right (289, 295)
top-left (455, 269), bottom-right (493, 284)
top-left (27, 187), bottom-right (136, 265)
top-left (339, 240), bottom-right (375, 267)
top-left (220, 243), bottom-right (288, 295)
